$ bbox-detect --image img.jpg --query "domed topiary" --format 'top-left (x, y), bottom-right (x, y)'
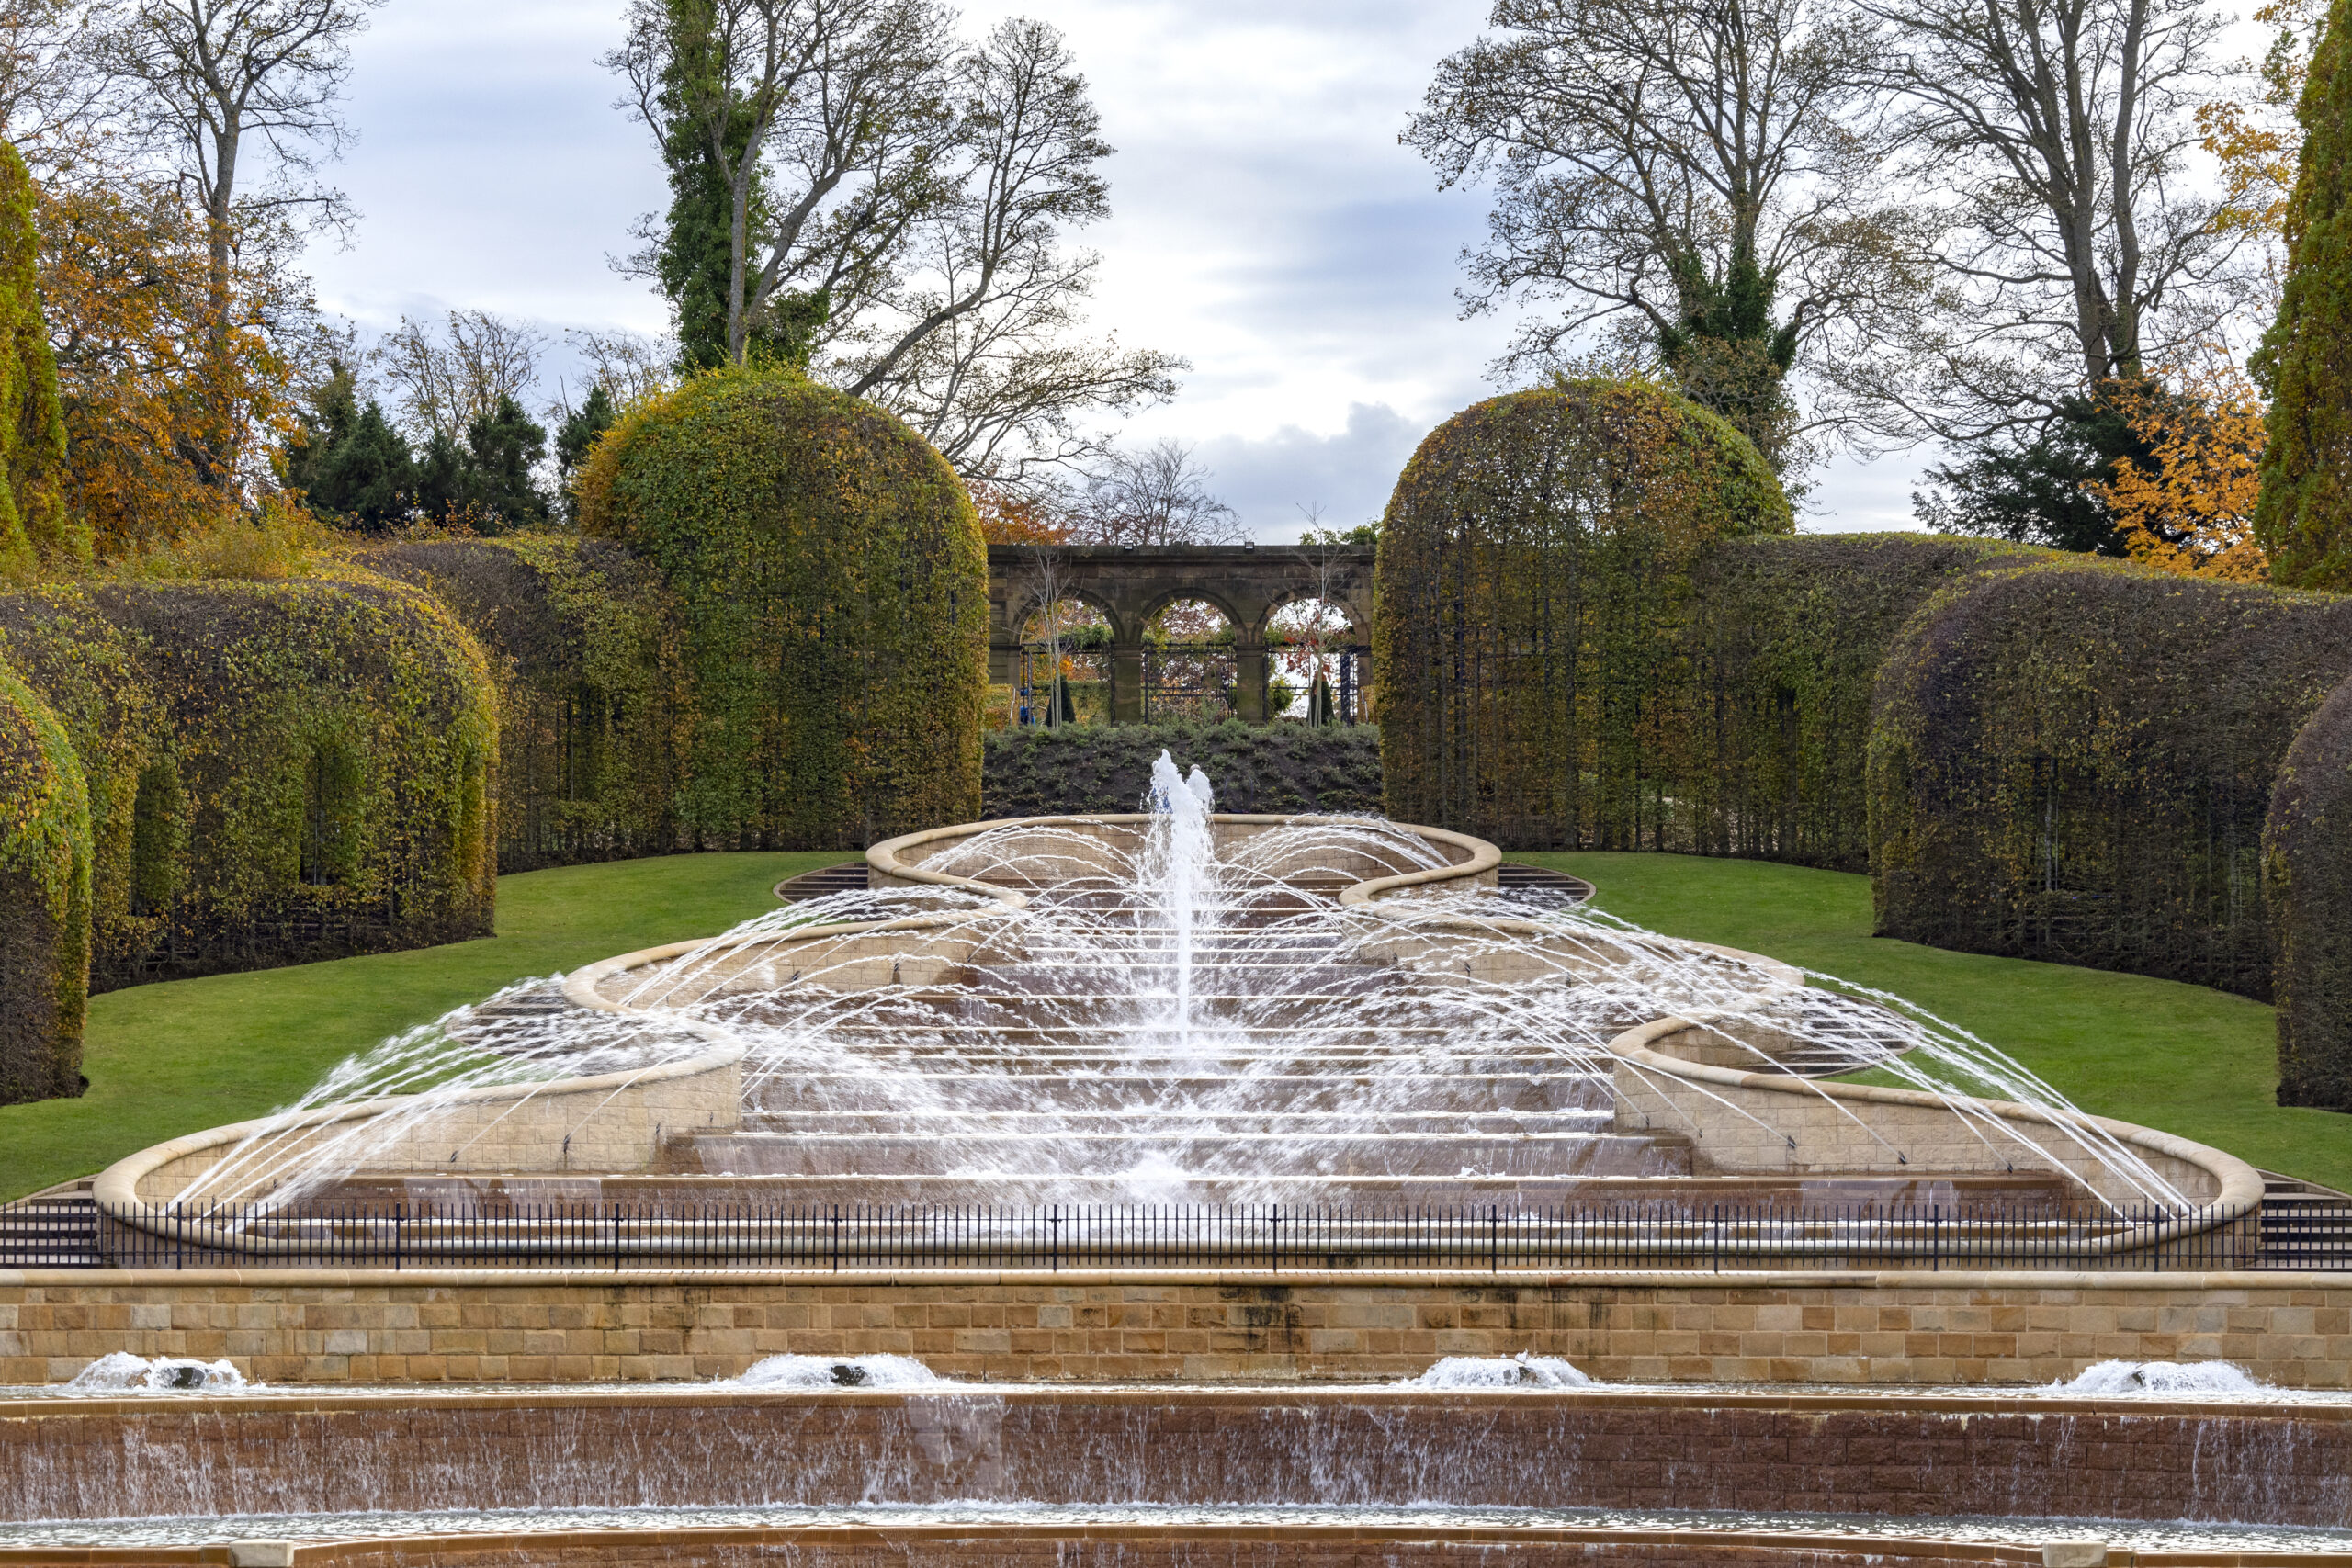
top-left (1374, 378), bottom-right (1793, 849)
top-left (577, 366), bottom-right (987, 848)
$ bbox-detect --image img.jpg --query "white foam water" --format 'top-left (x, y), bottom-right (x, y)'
top-left (728, 1354), bottom-right (948, 1390)
top-left (2045, 1359), bottom-right (2267, 1396)
top-left (1401, 1351), bottom-right (1592, 1389)
top-left (65, 1353), bottom-right (247, 1393)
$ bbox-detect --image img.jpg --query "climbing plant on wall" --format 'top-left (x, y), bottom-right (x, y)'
top-left (1374, 378), bottom-right (1792, 849)
top-left (577, 364), bottom-right (988, 848)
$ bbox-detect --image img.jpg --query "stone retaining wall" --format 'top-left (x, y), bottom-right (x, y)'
top-left (2, 1269), bottom-right (2346, 1387)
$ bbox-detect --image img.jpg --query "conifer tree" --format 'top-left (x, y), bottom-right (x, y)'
top-left (2256, 0), bottom-right (2352, 590)
top-left (0, 141), bottom-right (73, 573)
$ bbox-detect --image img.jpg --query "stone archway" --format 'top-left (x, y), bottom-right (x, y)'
top-left (987, 544), bottom-right (1376, 722)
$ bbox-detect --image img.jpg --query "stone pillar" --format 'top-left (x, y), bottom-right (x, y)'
top-left (1112, 642), bottom-right (1145, 722)
top-left (1234, 641), bottom-right (1268, 722)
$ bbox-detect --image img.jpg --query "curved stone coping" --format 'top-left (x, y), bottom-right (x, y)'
top-left (1606, 1014), bottom-right (2265, 1228)
top-left (867, 812), bottom-right (1500, 905)
top-left (92, 1036), bottom-right (748, 1235)
top-left (561, 905), bottom-right (1023, 1013)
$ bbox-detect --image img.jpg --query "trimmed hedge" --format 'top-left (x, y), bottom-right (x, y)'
top-left (1375, 379), bottom-right (1793, 849)
top-left (2267, 672), bottom-right (2352, 1108)
top-left (1869, 558), bottom-right (2352, 999)
top-left (1686, 533), bottom-right (2041, 871)
top-left (984, 723), bottom-right (1383, 818)
top-left (0, 572), bottom-right (499, 991)
top-left (356, 537), bottom-right (689, 872)
top-left (579, 366), bottom-right (987, 849)
top-left (0, 661), bottom-right (86, 1102)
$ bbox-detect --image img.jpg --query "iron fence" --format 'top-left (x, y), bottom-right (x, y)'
top-left (0, 1197), bottom-right (2321, 1271)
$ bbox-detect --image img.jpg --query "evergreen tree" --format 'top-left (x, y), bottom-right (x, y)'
top-left (412, 430), bottom-right (466, 525)
top-left (458, 395), bottom-right (551, 533)
top-left (555, 384), bottom-right (618, 481)
top-left (2255, 0), bottom-right (2352, 590)
top-left (286, 363), bottom-right (415, 531)
top-left (1914, 392), bottom-right (2155, 554)
top-left (0, 141), bottom-right (73, 571)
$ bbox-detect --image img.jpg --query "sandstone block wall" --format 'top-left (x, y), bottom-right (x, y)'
top-left (1, 1269), bottom-right (2346, 1388)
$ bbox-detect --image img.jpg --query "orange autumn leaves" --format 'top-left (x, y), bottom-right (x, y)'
top-left (2096, 361), bottom-right (2272, 583)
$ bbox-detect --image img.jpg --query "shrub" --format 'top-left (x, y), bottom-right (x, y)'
top-left (2267, 671), bottom-right (2352, 1108)
top-left (1685, 533), bottom-right (2041, 870)
top-left (0, 141), bottom-right (72, 573)
top-left (0, 661), bottom-right (86, 1103)
top-left (356, 536), bottom-right (691, 871)
top-left (1868, 558), bottom-right (2352, 998)
top-left (578, 366), bottom-right (987, 848)
top-left (983, 722), bottom-right (1382, 818)
top-left (0, 571), bottom-right (499, 990)
top-left (1374, 378), bottom-right (1792, 849)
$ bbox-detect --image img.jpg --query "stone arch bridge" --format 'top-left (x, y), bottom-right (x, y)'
top-left (987, 544), bottom-right (1375, 723)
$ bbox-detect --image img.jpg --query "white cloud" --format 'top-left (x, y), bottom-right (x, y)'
top-left (303, 0), bottom-right (1928, 528)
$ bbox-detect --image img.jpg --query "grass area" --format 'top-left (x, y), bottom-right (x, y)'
top-left (0, 852), bottom-right (853, 1202)
top-left (1525, 851), bottom-right (2352, 1193)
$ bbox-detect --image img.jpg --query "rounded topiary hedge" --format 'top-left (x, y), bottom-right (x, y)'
top-left (0, 662), bottom-right (87, 1102)
top-left (1868, 558), bottom-right (2352, 999)
top-left (1686, 533), bottom-right (2041, 871)
top-left (358, 536), bottom-right (689, 872)
top-left (2267, 671), bottom-right (2352, 1108)
top-left (1374, 379), bottom-right (1793, 849)
top-left (579, 366), bottom-right (987, 848)
top-left (0, 572), bottom-right (499, 990)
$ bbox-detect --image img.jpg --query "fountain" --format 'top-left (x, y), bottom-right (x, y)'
top-left (5, 752), bottom-right (2342, 1563)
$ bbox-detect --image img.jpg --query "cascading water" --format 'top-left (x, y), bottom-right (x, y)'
top-left (162, 755), bottom-right (2203, 1233)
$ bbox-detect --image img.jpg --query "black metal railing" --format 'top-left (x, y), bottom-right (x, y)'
top-left (1, 1197), bottom-right (2320, 1272)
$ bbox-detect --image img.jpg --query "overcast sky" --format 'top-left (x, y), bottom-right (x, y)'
top-left (307, 0), bottom-right (1925, 540)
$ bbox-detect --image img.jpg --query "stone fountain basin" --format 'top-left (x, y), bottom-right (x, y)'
top-left (0, 1385), bottom-right (2345, 1531)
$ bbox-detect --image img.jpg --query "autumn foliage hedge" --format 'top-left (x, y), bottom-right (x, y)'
top-left (578, 367), bottom-right (987, 849)
top-left (984, 721), bottom-right (1383, 818)
top-left (1375, 379), bottom-right (1793, 850)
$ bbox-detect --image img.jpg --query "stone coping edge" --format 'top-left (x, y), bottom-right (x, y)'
top-left (1609, 1017), bottom-right (2267, 1227)
top-left (4, 1383), bottom-right (2349, 1425)
top-left (6, 1265), bottom-right (2346, 1290)
top-left (0, 1523), bottom-right (2204, 1568)
top-left (88, 1039), bottom-right (749, 1224)
top-left (865, 812), bottom-right (1502, 908)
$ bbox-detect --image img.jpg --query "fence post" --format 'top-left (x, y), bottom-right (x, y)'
top-left (394, 1202), bottom-right (403, 1273)
top-left (1271, 1203), bottom-right (1281, 1275)
top-left (173, 1203), bottom-right (182, 1271)
top-left (1931, 1204), bottom-right (1939, 1272)
top-left (830, 1205), bottom-right (841, 1274)
top-left (1050, 1205), bottom-right (1060, 1273)
top-left (1488, 1205), bottom-right (1498, 1274)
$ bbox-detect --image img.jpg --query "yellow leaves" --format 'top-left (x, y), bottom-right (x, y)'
top-left (2091, 363), bottom-right (2271, 583)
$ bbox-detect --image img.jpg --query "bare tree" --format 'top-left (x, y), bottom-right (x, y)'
top-left (839, 19), bottom-right (1182, 488)
top-left (1852, 0), bottom-right (2245, 441)
top-left (608, 0), bottom-right (957, 367)
top-left (1406, 0), bottom-right (1923, 467)
top-left (1078, 440), bottom-right (1241, 546)
top-left (0, 0), bottom-right (126, 171)
top-left (376, 310), bottom-right (546, 442)
top-left (566, 327), bottom-right (677, 408)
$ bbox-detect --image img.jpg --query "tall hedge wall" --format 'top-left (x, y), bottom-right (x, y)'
top-left (1376, 379), bottom-right (1793, 850)
top-left (0, 661), bottom-right (86, 1102)
top-left (2267, 672), bottom-right (2352, 1107)
top-left (1869, 559), bottom-right (2352, 999)
top-left (984, 723), bottom-right (1384, 818)
top-left (1685, 533), bottom-right (2041, 871)
top-left (0, 572), bottom-right (499, 991)
top-left (356, 537), bottom-right (689, 872)
top-left (578, 366), bottom-right (987, 849)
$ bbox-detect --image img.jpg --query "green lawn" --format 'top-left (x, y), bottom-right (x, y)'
top-left (1524, 851), bottom-right (2351, 1193)
top-left (0, 852), bottom-right (853, 1201)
